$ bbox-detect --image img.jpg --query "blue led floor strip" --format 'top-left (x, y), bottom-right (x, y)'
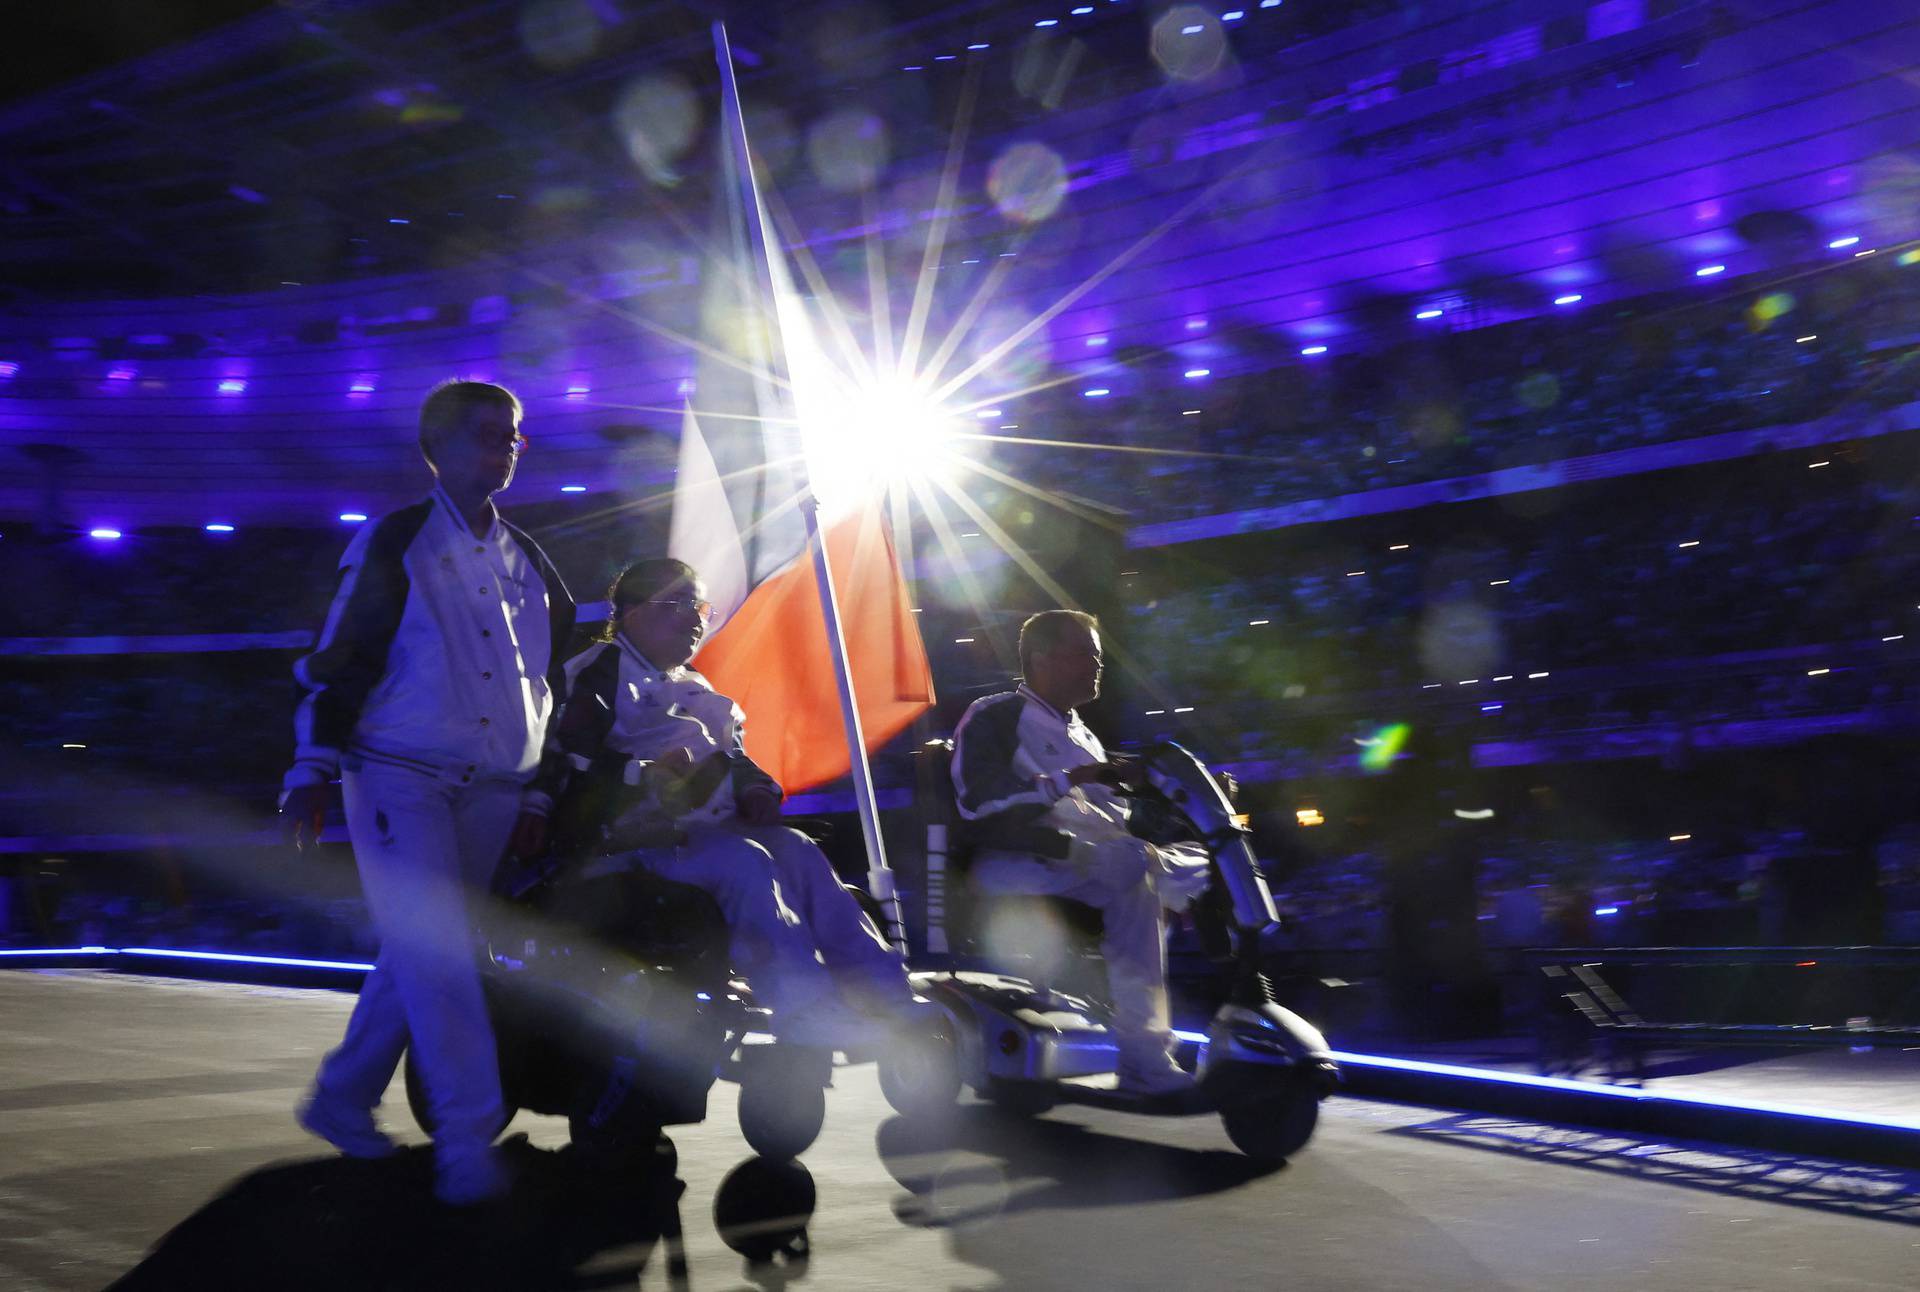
top-left (118, 947), bottom-right (376, 972)
top-left (1325, 1048), bottom-right (1920, 1133)
top-left (0, 945), bottom-right (115, 956)
top-left (1171, 1028), bottom-right (1920, 1134)
top-left (7, 952), bottom-right (1920, 1137)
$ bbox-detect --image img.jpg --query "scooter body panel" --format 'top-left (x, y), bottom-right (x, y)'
top-left (915, 970), bottom-right (1118, 1085)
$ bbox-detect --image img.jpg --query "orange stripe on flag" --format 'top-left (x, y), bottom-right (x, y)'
top-left (691, 501), bottom-right (933, 792)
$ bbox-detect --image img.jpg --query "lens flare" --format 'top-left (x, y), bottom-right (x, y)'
top-left (1359, 723), bottom-right (1411, 773)
top-left (799, 372), bottom-right (965, 516)
top-left (987, 142), bottom-right (1067, 224)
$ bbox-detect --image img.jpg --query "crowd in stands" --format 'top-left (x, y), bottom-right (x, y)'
top-left (1003, 255), bottom-right (1920, 520)
top-left (9, 252), bottom-right (1920, 966)
top-left (1114, 438), bottom-right (1920, 756)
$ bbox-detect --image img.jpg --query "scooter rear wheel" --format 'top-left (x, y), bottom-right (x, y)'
top-left (403, 1050), bottom-right (517, 1140)
top-left (878, 1024), bottom-right (961, 1119)
top-left (1220, 1081), bottom-right (1319, 1162)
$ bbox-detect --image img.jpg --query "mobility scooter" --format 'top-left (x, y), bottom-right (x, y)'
top-left (874, 740), bottom-right (1339, 1162)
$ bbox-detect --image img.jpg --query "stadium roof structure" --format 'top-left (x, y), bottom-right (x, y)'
top-left (0, 0), bottom-right (1913, 526)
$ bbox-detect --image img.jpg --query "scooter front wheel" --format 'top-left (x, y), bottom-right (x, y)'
top-left (1220, 1081), bottom-right (1319, 1162)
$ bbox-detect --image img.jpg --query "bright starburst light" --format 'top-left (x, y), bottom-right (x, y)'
top-left (576, 34), bottom-right (1308, 736)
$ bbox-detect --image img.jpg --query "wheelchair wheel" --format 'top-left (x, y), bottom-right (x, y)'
top-left (1219, 1080), bottom-right (1319, 1163)
top-left (404, 1050), bottom-right (517, 1140)
top-left (737, 1062), bottom-right (827, 1159)
top-left (877, 1022), bottom-right (961, 1119)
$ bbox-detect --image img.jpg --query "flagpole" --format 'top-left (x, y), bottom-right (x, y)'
top-left (713, 22), bottom-right (908, 956)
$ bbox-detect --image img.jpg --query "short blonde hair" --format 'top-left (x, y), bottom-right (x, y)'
top-left (1018, 609), bottom-right (1099, 677)
top-left (418, 379), bottom-right (522, 468)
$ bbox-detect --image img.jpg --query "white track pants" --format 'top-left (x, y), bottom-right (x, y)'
top-left (610, 825), bottom-right (839, 1016)
top-left (704, 821), bottom-right (909, 1005)
top-left (973, 831), bottom-right (1209, 1064)
top-left (313, 762), bottom-right (520, 1155)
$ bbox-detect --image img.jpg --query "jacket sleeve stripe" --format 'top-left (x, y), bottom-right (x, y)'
top-left (952, 693), bottom-right (1051, 820)
top-left (290, 504), bottom-right (427, 765)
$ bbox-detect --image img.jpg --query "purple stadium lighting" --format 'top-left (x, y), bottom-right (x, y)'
top-left (1594, 906), bottom-right (1621, 916)
top-left (1481, 703), bottom-right (1503, 712)
top-left (1223, 9), bottom-right (1246, 19)
top-left (217, 378), bottom-right (247, 394)
top-left (977, 408), bottom-right (1003, 417)
top-left (1071, 4), bottom-right (1093, 11)
top-left (1554, 293), bottom-right (1583, 305)
top-left (88, 528), bottom-right (122, 541)
top-left (348, 378), bottom-right (376, 396)
top-left (1300, 344), bottom-right (1328, 356)
top-left (204, 523), bottom-right (235, 533)
top-left (1829, 235), bottom-right (1860, 249)
top-left (1083, 387), bottom-right (1111, 398)
top-left (388, 217), bottom-right (410, 225)
top-left (1259, 0), bottom-right (1280, 7)
top-left (1086, 335), bottom-right (1108, 347)
top-left (560, 485), bottom-right (587, 493)
top-left (0, 362), bottom-right (16, 379)
top-left (107, 368), bottom-right (135, 381)
top-left (967, 42), bottom-right (990, 49)
top-left (1695, 263), bottom-right (1726, 277)
top-left (339, 512), bottom-right (368, 524)
top-left (565, 385), bottom-right (590, 400)
top-left (1184, 367), bottom-right (1211, 379)
top-left (1415, 308), bottom-right (1443, 320)
top-left (1035, 18), bottom-right (1058, 27)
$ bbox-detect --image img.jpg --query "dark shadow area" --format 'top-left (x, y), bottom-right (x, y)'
top-left (713, 1156), bottom-right (816, 1290)
top-left (1393, 1112), bottom-right (1920, 1226)
top-left (874, 1106), bottom-right (1279, 1229)
top-left (105, 1135), bottom-right (811, 1291)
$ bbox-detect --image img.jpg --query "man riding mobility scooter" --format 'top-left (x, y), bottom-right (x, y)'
top-left (875, 739), bottom-right (1339, 1163)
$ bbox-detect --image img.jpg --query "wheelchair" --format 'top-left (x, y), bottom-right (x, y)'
top-left (404, 840), bottom-right (834, 1161)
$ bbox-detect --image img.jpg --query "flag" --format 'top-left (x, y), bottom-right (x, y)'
top-left (668, 29), bottom-right (934, 792)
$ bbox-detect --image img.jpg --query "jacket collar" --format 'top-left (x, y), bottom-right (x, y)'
top-left (1017, 682), bottom-right (1074, 726)
top-left (431, 481), bottom-right (499, 539)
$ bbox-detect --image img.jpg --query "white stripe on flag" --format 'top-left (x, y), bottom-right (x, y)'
top-left (668, 401), bottom-right (753, 632)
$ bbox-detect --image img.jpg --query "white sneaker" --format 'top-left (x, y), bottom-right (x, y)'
top-left (1116, 1051), bottom-right (1197, 1098)
top-left (434, 1146), bottom-right (511, 1207)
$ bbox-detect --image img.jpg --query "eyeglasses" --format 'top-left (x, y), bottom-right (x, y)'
top-left (471, 429), bottom-right (529, 456)
top-left (638, 597), bottom-right (714, 624)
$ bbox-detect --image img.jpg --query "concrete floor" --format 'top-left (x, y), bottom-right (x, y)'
top-left (5, 970), bottom-right (1920, 1291)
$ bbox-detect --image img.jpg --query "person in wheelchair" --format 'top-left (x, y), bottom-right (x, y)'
top-left (950, 609), bottom-right (1211, 1095)
top-left (513, 558), bottom-right (914, 1040)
